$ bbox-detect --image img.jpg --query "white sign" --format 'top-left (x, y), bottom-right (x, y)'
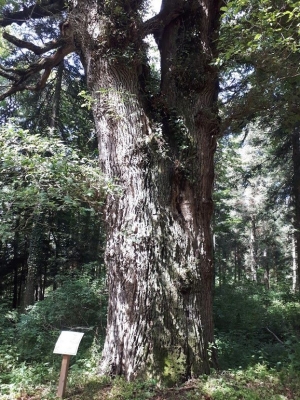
top-left (53, 331), bottom-right (84, 356)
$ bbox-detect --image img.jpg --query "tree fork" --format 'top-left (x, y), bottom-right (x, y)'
top-left (0, 0), bottom-right (222, 382)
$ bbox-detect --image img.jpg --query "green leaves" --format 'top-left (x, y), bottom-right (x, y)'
top-left (219, 0), bottom-right (300, 62)
top-left (0, 123), bottom-right (119, 239)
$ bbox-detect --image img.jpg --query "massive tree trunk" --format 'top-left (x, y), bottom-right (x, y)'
top-left (73, 0), bottom-right (220, 382)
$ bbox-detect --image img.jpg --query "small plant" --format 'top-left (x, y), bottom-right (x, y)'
top-left (109, 377), bottom-right (156, 400)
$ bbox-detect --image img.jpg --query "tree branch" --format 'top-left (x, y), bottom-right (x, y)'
top-left (0, 65), bottom-right (17, 81)
top-left (3, 32), bottom-right (63, 55)
top-left (0, 8), bottom-right (76, 102)
top-left (142, 4), bottom-right (185, 40)
top-left (0, 0), bottom-right (67, 27)
top-left (0, 41), bottom-right (75, 101)
top-left (0, 82), bottom-right (31, 100)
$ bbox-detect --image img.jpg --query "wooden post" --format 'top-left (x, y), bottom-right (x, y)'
top-left (53, 331), bottom-right (84, 398)
top-left (57, 354), bottom-right (71, 398)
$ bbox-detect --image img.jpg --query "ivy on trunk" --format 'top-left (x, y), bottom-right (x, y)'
top-left (0, 0), bottom-right (221, 382)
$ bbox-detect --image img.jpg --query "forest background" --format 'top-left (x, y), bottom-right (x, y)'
top-left (0, 0), bottom-right (300, 399)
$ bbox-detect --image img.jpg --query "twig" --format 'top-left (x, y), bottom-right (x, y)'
top-left (266, 326), bottom-right (284, 345)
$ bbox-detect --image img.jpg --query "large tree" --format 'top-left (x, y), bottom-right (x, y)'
top-left (0, 0), bottom-right (221, 381)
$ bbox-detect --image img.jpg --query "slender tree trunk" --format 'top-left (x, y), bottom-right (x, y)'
top-left (12, 231), bottom-right (20, 309)
top-left (249, 215), bottom-right (258, 282)
top-left (237, 252), bottom-right (242, 282)
top-left (19, 263), bottom-right (26, 308)
top-left (292, 126), bottom-right (300, 291)
top-left (234, 241), bottom-right (239, 282)
top-left (292, 228), bottom-right (297, 292)
top-left (13, 264), bottom-right (18, 308)
top-left (50, 62), bottom-right (64, 130)
top-left (263, 250), bottom-right (270, 290)
top-left (70, 0), bottom-right (220, 381)
top-left (23, 211), bottom-right (45, 309)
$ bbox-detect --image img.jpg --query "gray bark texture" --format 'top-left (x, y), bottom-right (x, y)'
top-left (68, 0), bottom-right (220, 382)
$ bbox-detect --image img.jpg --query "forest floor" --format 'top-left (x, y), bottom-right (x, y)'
top-left (5, 367), bottom-right (300, 400)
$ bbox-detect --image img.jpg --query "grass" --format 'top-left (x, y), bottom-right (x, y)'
top-left (1, 365), bottom-right (300, 400)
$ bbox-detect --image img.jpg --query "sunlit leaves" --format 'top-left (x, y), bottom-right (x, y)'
top-left (219, 0), bottom-right (300, 64)
top-left (0, 123), bottom-right (119, 240)
top-left (218, 0), bottom-right (300, 137)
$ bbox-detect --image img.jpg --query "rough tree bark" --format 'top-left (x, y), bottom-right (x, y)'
top-left (69, 0), bottom-right (220, 381)
top-left (0, 0), bottom-right (221, 383)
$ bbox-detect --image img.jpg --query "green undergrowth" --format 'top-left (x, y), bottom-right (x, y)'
top-left (0, 269), bottom-right (106, 399)
top-left (214, 282), bottom-right (300, 370)
top-left (2, 282), bottom-right (300, 399)
top-left (1, 365), bottom-right (300, 400)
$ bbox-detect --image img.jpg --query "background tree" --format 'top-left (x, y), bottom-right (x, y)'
top-left (0, 3), bottom-right (101, 308)
top-left (0, 124), bottom-right (110, 308)
top-left (216, 0), bottom-right (300, 288)
top-left (214, 127), bottom-right (292, 288)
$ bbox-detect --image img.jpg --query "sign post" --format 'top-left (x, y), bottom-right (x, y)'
top-left (57, 354), bottom-right (71, 398)
top-left (53, 331), bottom-right (84, 398)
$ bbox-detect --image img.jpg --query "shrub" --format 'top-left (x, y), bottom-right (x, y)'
top-left (214, 282), bottom-right (300, 370)
top-left (15, 269), bottom-right (107, 363)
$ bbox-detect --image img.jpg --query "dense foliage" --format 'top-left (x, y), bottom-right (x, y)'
top-left (0, 0), bottom-right (300, 397)
top-left (0, 124), bottom-right (114, 230)
top-left (0, 270), bottom-right (107, 398)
